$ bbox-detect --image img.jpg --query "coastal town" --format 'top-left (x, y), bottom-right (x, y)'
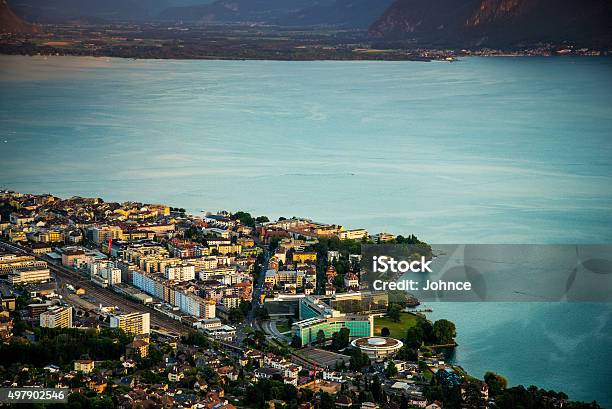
top-left (0, 21), bottom-right (607, 62)
top-left (0, 190), bottom-right (601, 409)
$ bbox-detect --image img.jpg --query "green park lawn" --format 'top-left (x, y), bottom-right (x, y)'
top-left (374, 312), bottom-right (418, 339)
top-left (275, 320), bottom-right (291, 334)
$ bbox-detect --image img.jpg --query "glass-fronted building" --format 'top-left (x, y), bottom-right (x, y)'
top-left (292, 315), bottom-right (373, 345)
top-left (292, 295), bottom-right (374, 345)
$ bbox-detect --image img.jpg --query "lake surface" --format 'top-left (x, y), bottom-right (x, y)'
top-left (1, 55), bottom-right (611, 406)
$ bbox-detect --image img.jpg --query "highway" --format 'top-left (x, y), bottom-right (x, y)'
top-left (0, 240), bottom-right (190, 335)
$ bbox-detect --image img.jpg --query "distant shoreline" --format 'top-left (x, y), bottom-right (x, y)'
top-left (1, 51), bottom-right (609, 63)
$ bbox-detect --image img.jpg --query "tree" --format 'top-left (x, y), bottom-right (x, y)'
top-left (396, 346), bottom-right (418, 362)
top-left (319, 392), bottom-right (335, 409)
top-left (385, 361), bottom-right (398, 378)
top-left (484, 371), bottom-right (508, 397)
top-left (380, 327), bottom-right (390, 337)
top-left (331, 331), bottom-right (341, 350)
top-left (255, 216), bottom-right (270, 223)
top-left (433, 319), bottom-right (456, 344)
top-left (239, 300), bottom-right (252, 316)
top-left (269, 236), bottom-right (282, 252)
top-left (246, 330), bottom-right (267, 349)
top-left (493, 385), bottom-right (593, 409)
top-left (387, 304), bottom-right (402, 323)
top-left (228, 307), bottom-right (245, 323)
top-left (349, 349), bottom-right (370, 371)
top-left (291, 335), bottom-right (302, 348)
top-left (371, 376), bottom-right (382, 401)
top-left (232, 211), bottom-right (256, 227)
top-left (405, 326), bottom-right (424, 349)
top-left (316, 330), bottom-right (326, 345)
top-left (417, 319), bottom-right (435, 344)
top-left (182, 330), bottom-right (210, 347)
top-left (258, 307), bottom-right (270, 320)
top-left (331, 328), bottom-right (351, 350)
top-left (388, 290), bottom-right (410, 308)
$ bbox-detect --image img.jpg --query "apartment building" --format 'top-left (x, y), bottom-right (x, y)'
top-left (164, 263), bottom-right (196, 282)
top-left (338, 229), bottom-right (369, 241)
top-left (264, 269), bottom-right (304, 287)
top-left (109, 312), bottom-right (150, 335)
top-left (87, 225), bottom-right (123, 245)
top-left (40, 306), bottom-right (73, 329)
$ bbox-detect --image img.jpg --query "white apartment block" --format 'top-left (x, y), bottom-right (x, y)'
top-left (164, 263), bottom-right (195, 281)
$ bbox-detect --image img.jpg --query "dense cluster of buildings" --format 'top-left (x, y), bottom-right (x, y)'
top-left (0, 252), bottom-right (51, 285)
top-left (0, 191), bottom-right (267, 342)
top-left (0, 190), bottom-right (502, 409)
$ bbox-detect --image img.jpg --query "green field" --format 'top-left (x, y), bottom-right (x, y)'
top-left (275, 320), bottom-right (291, 334)
top-left (374, 313), bottom-right (418, 339)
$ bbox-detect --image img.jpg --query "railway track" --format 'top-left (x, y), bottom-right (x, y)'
top-left (0, 240), bottom-right (190, 335)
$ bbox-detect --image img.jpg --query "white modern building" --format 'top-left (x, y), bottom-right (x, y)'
top-left (351, 337), bottom-right (403, 360)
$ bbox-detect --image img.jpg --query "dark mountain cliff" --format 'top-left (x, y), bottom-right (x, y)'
top-left (273, 0), bottom-right (394, 29)
top-left (369, 0), bottom-right (612, 47)
top-left (0, 0), bottom-right (38, 33)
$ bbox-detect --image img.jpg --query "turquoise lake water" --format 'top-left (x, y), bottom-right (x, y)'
top-left (1, 55), bottom-right (611, 406)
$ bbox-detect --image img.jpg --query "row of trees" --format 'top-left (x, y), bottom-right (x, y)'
top-left (227, 300), bottom-right (252, 323)
top-left (402, 317), bottom-right (456, 348)
top-left (245, 379), bottom-right (299, 408)
top-left (230, 211), bottom-right (269, 228)
top-left (0, 328), bottom-right (132, 368)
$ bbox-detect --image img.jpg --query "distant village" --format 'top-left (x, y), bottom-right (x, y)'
top-left (0, 190), bottom-right (597, 409)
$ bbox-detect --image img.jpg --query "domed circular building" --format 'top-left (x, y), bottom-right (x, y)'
top-left (351, 336), bottom-right (403, 360)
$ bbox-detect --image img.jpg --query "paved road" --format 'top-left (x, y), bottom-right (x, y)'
top-left (247, 248), bottom-right (269, 324)
top-left (262, 319), bottom-right (291, 343)
top-left (235, 248), bottom-right (270, 345)
top-left (0, 240), bottom-right (190, 335)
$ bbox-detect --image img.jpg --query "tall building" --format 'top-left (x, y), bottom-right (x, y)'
top-left (88, 225), bottom-right (122, 245)
top-left (164, 263), bottom-right (195, 281)
top-left (90, 260), bottom-right (122, 287)
top-left (109, 312), bottom-right (150, 335)
top-left (40, 306), bottom-right (73, 329)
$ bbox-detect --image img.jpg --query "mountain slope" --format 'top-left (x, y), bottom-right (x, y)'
top-left (7, 0), bottom-right (210, 22)
top-left (370, 0), bottom-right (479, 42)
top-left (370, 0), bottom-right (612, 47)
top-left (158, 0), bottom-right (318, 23)
top-left (274, 0), bottom-right (394, 28)
top-left (1, 0), bottom-right (38, 33)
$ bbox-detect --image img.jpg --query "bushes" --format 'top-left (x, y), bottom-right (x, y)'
top-left (0, 328), bottom-right (131, 367)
